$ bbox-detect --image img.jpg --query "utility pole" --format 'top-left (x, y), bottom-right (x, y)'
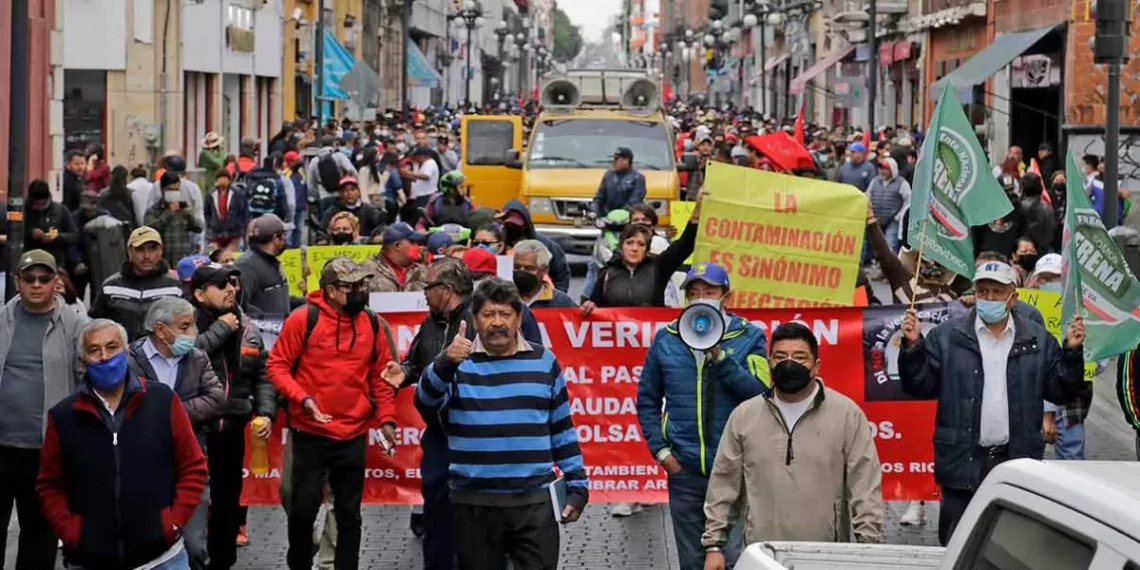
top-left (401, 0), bottom-right (413, 120)
top-left (315, 0), bottom-right (325, 120)
top-left (760, 18), bottom-right (766, 116)
top-left (867, 0), bottom-right (877, 137)
top-left (6, 0), bottom-right (29, 301)
top-left (1097, 0), bottom-right (1131, 228)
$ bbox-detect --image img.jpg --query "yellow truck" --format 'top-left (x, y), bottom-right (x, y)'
top-left (460, 69), bottom-right (681, 254)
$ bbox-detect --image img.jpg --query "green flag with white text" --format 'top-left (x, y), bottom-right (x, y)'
top-left (908, 88), bottom-right (1012, 279)
top-left (1061, 152), bottom-right (1140, 361)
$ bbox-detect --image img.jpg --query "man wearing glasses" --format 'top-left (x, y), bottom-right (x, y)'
top-left (188, 263), bottom-right (276, 568)
top-left (0, 249), bottom-right (88, 568)
top-left (267, 256), bottom-right (399, 570)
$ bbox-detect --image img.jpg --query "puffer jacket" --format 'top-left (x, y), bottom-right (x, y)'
top-left (89, 261), bottom-right (184, 341)
top-left (590, 221), bottom-right (697, 308)
top-left (898, 310), bottom-right (1086, 491)
top-left (637, 314), bottom-right (770, 475)
top-left (500, 199), bottom-right (571, 293)
top-left (193, 305), bottom-right (276, 425)
top-left (126, 338), bottom-right (225, 451)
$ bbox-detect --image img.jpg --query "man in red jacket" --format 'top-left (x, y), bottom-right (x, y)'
top-left (37, 318), bottom-right (208, 570)
top-left (267, 256), bottom-right (398, 570)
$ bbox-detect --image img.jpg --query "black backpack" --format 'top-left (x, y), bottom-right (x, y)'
top-left (244, 169), bottom-right (280, 215)
top-left (316, 151), bottom-right (343, 194)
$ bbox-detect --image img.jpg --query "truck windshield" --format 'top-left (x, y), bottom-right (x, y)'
top-left (527, 119), bottom-right (673, 170)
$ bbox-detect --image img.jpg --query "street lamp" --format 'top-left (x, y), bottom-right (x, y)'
top-left (450, 0), bottom-right (484, 105)
top-left (742, 0), bottom-right (780, 116)
top-left (514, 25), bottom-right (530, 94)
top-left (494, 19), bottom-right (512, 93)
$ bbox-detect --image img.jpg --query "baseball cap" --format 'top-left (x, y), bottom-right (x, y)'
top-left (1033, 253), bottom-right (1063, 277)
top-left (249, 214), bottom-right (287, 242)
top-left (320, 256), bottom-right (374, 286)
top-left (338, 175), bottom-right (359, 189)
top-left (613, 147), bottom-right (634, 160)
top-left (128, 226), bottom-right (163, 248)
top-left (849, 142), bottom-right (867, 154)
top-left (284, 150), bottom-right (301, 165)
top-left (18, 249), bottom-right (57, 273)
top-left (426, 232), bottom-right (455, 255)
top-left (462, 247), bottom-right (498, 276)
top-left (973, 261), bottom-right (1017, 285)
top-left (382, 222), bottom-right (427, 246)
top-left (696, 134), bottom-right (714, 145)
top-left (433, 223), bottom-right (471, 243)
top-left (176, 255), bottom-right (211, 282)
top-left (190, 262), bottom-right (240, 289)
top-left (681, 262), bottom-right (731, 291)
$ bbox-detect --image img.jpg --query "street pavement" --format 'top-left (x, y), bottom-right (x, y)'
top-left (7, 275), bottom-right (1139, 569)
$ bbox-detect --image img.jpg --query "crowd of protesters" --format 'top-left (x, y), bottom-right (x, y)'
top-left (0, 95), bottom-right (1136, 570)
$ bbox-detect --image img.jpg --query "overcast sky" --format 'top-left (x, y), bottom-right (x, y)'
top-left (560, 0), bottom-right (621, 43)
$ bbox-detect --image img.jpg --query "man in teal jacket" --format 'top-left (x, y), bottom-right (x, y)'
top-left (636, 262), bottom-right (770, 570)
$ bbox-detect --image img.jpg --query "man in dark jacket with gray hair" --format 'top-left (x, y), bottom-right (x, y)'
top-left (127, 296), bottom-right (224, 568)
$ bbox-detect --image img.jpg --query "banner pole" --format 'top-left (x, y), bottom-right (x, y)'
top-left (909, 219), bottom-right (929, 310)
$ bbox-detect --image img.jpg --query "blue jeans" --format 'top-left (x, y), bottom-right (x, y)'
top-left (862, 219), bottom-right (902, 265)
top-left (668, 470), bottom-right (741, 570)
top-left (152, 544), bottom-right (191, 569)
top-left (582, 262), bottom-right (600, 302)
top-left (1054, 415), bottom-right (1086, 460)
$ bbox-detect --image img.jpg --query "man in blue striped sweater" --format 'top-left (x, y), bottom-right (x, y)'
top-left (416, 278), bottom-right (589, 569)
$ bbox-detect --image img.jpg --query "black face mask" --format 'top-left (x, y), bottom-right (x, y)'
top-left (330, 232), bottom-right (354, 245)
top-left (504, 223), bottom-right (525, 244)
top-left (344, 291), bottom-right (367, 315)
top-left (771, 360), bottom-right (814, 393)
top-left (513, 270), bottom-right (540, 294)
top-left (1016, 253), bottom-right (1039, 274)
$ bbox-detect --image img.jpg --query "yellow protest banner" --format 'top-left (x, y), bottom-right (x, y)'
top-left (305, 245), bottom-right (383, 292)
top-left (1017, 288), bottom-right (1098, 382)
top-left (279, 248), bottom-right (304, 297)
top-left (694, 161), bottom-right (868, 308)
top-left (669, 201), bottom-right (696, 265)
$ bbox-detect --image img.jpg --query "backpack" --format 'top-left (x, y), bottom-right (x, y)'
top-left (244, 169), bottom-right (280, 215)
top-left (316, 151), bottom-right (343, 194)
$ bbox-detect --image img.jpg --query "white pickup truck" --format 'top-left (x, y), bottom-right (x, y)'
top-left (738, 459), bottom-right (1140, 570)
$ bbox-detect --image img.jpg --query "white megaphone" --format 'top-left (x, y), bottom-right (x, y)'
top-left (677, 300), bottom-right (726, 352)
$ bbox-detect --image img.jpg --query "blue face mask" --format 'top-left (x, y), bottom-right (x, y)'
top-left (86, 352), bottom-right (128, 391)
top-left (170, 335), bottom-right (196, 357)
top-left (477, 244), bottom-right (497, 253)
top-left (1038, 281), bottom-right (1062, 293)
top-left (976, 297), bottom-right (1011, 324)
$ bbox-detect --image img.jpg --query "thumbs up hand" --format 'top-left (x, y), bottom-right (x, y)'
top-left (445, 321), bottom-right (474, 364)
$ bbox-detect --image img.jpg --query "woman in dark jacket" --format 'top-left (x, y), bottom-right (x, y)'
top-left (582, 198), bottom-right (701, 313)
top-left (98, 165), bottom-right (139, 227)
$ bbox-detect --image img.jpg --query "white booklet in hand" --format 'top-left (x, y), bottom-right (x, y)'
top-left (549, 476), bottom-right (568, 522)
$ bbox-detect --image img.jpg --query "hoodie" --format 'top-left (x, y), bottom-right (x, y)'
top-left (866, 157), bottom-right (910, 226)
top-left (266, 291), bottom-right (397, 441)
top-left (500, 199), bottom-right (572, 293)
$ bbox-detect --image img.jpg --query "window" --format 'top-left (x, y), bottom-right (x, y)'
top-left (464, 120), bottom-right (516, 166)
top-left (527, 119), bottom-right (675, 170)
top-left (228, 3), bottom-right (254, 30)
top-left (959, 507), bottom-right (1095, 570)
top-left (63, 70), bottom-right (106, 152)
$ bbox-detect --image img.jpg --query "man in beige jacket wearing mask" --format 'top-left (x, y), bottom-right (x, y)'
top-left (702, 322), bottom-right (884, 569)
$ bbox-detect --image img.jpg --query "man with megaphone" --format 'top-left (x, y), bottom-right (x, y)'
top-left (636, 263), bottom-right (771, 570)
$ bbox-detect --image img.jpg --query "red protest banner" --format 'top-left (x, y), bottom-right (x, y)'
top-left (240, 306), bottom-right (940, 505)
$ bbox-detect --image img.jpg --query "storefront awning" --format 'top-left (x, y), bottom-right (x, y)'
top-left (321, 31), bottom-right (354, 100)
top-left (930, 25), bottom-right (1054, 100)
top-left (407, 40), bottom-right (442, 88)
top-left (789, 45), bottom-right (855, 95)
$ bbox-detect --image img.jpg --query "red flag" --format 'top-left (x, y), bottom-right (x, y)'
top-left (793, 99), bottom-right (806, 145)
top-left (1028, 158), bottom-right (1053, 206)
top-left (862, 128), bottom-right (871, 149)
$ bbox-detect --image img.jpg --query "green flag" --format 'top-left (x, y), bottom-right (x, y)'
top-left (908, 88), bottom-right (1012, 279)
top-left (1061, 152), bottom-right (1140, 361)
